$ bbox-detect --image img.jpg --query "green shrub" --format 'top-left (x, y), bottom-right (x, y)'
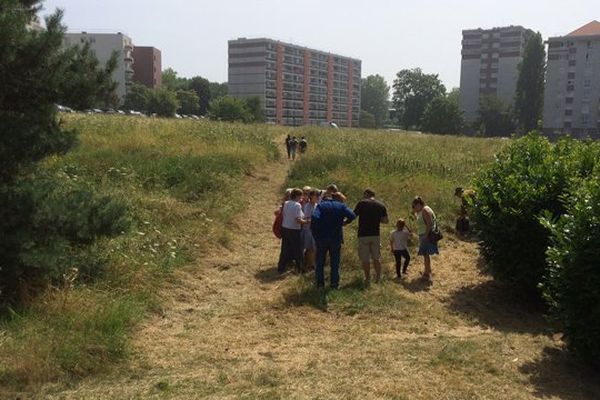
top-left (147, 87), bottom-right (179, 117)
top-left (0, 173), bottom-right (129, 306)
top-left (208, 95), bottom-right (253, 123)
top-left (542, 165), bottom-right (600, 365)
top-left (470, 134), bottom-right (599, 293)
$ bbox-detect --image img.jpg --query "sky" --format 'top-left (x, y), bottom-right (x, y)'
top-left (41, 0), bottom-right (598, 90)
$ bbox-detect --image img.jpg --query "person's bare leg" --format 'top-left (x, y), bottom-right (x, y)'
top-left (373, 259), bottom-right (382, 283)
top-left (424, 254), bottom-right (432, 279)
top-left (304, 249), bottom-right (315, 270)
top-left (362, 261), bottom-right (371, 285)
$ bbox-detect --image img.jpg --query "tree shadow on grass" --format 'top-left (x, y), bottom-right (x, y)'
top-left (519, 347), bottom-right (600, 400)
top-left (445, 279), bottom-right (552, 335)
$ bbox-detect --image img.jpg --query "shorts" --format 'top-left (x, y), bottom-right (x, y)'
top-left (418, 234), bottom-right (439, 256)
top-left (358, 236), bottom-right (381, 263)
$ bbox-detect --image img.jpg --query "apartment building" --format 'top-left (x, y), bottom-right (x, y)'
top-left (133, 46), bottom-right (162, 88)
top-left (228, 38), bottom-right (361, 127)
top-left (459, 26), bottom-right (534, 123)
top-left (63, 32), bottom-right (135, 102)
top-left (543, 21), bottom-right (600, 139)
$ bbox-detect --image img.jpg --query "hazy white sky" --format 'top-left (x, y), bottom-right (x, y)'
top-left (42, 0), bottom-right (598, 90)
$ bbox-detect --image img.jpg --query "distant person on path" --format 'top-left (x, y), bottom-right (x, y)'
top-left (353, 188), bottom-right (389, 284)
top-left (289, 136), bottom-right (299, 160)
top-left (299, 136), bottom-right (308, 156)
top-left (412, 196), bottom-right (439, 282)
top-left (302, 189), bottom-right (319, 270)
top-left (278, 188), bottom-right (306, 274)
top-left (285, 135), bottom-right (292, 159)
top-left (390, 218), bottom-right (411, 279)
top-left (311, 192), bottom-right (356, 289)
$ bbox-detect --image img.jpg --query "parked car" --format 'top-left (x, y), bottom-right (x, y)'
top-left (55, 104), bottom-right (74, 113)
top-left (127, 110), bottom-right (146, 117)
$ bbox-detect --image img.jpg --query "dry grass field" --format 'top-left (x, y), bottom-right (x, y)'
top-left (2, 119), bottom-right (599, 399)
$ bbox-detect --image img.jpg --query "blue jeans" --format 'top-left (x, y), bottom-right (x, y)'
top-left (315, 239), bottom-right (341, 288)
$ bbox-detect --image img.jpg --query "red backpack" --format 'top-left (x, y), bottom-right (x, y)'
top-left (273, 205), bottom-right (283, 239)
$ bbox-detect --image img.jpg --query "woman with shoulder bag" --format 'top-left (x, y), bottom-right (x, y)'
top-left (412, 196), bottom-right (441, 282)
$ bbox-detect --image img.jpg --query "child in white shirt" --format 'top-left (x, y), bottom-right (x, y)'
top-left (390, 218), bottom-right (411, 278)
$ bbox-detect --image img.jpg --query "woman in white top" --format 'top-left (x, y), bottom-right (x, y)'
top-left (277, 188), bottom-right (306, 273)
top-left (412, 196), bottom-right (439, 282)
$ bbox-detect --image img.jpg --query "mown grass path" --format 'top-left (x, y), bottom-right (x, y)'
top-left (36, 137), bottom-right (600, 400)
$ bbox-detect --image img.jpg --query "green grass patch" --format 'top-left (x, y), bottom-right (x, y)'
top-left (288, 128), bottom-right (506, 230)
top-left (0, 115), bottom-right (279, 388)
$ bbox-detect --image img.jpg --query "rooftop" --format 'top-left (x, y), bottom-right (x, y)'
top-left (567, 20), bottom-right (600, 37)
top-left (229, 37), bottom-right (361, 62)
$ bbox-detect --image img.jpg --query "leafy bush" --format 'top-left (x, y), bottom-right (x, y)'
top-left (147, 87), bottom-right (179, 117)
top-left (471, 133), bottom-right (600, 293)
top-left (123, 82), bottom-right (150, 112)
top-left (359, 110), bottom-right (376, 129)
top-left (208, 95), bottom-right (253, 123)
top-left (542, 165), bottom-right (600, 365)
top-left (0, 173), bottom-right (129, 306)
top-left (421, 96), bottom-right (463, 134)
top-left (176, 89), bottom-right (200, 115)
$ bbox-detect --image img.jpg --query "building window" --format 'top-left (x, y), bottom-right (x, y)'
top-left (582, 114), bottom-right (589, 125)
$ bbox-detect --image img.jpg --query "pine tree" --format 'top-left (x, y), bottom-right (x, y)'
top-left (0, 0), bottom-right (77, 182)
top-left (515, 32), bottom-right (546, 133)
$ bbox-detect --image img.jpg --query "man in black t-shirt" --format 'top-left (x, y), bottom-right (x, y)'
top-left (353, 188), bottom-right (389, 284)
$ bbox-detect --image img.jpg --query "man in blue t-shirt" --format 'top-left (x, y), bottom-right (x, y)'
top-left (311, 193), bottom-right (356, 289)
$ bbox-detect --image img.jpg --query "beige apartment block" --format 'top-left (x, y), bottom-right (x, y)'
top-left (63, 32), bottom-right (135, 104)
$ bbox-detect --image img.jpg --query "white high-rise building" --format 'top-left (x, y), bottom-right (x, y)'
top-left (63, 32), bottom-right (134, 103)
top-left (543, 21), bottom-right (600, 139)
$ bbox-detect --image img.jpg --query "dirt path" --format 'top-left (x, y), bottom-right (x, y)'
top-left (38, 145), bottom-right (600, 400)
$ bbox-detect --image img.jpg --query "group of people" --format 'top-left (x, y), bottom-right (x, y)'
top-left (274, 184), bottom-right (441, 289)
top-left (285, 135), bottom-right (308, 160)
